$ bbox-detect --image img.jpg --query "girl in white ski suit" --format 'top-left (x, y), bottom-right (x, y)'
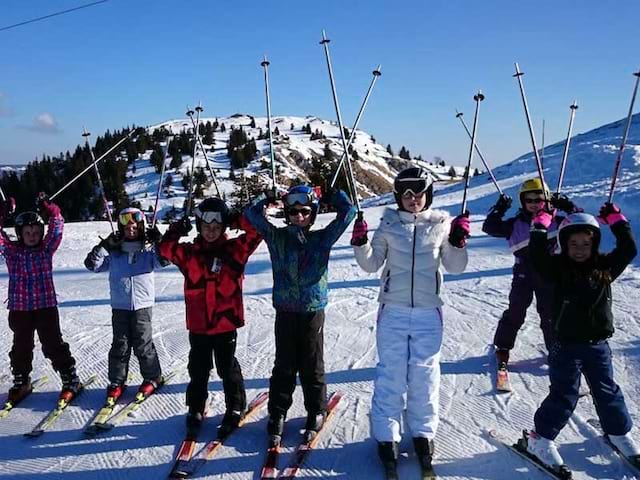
top-left (352, 168), bottom-right (468, 449)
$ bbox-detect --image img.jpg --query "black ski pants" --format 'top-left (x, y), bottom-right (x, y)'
top-left (268, 310), bottom-right (327, 417)
top-left (186, 330), bottom-right (246, 415)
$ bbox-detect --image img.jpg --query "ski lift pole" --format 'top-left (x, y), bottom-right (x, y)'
top-left (455, 109), bottom-right (502, 195)
top-left (513, 63), bottom-right (548, 202)
top-left (330, 65), bottom-right (382, 189)
top-left (186, 104), bottom-right (221, 197)
top-left (82, 127), bottom-right (115, 234)
top-left (556, 101), bottom-right (578, 194)
top-left (261, 55), bottom-right (278, 196)
top-left (460, 91), bottom-right (484, 215)
top-left (608, 70), bottom-right (640, 203)
top-left (320, 30), bottom-right (361, 215)
top-left (151, 135), bottom-right (172, 228)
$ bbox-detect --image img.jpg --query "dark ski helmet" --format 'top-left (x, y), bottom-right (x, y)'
top-left (14, 211), bottom-right (45, 243)
top-left (558, 212), bottom-right (601, 255)
top-left (283, 184), bottom-right (319, 225)
top-left (117, 207), bottom-right (146, 240)
top-left (393, 167), bottom-right (434, 211)
top-left (194, 197), bottom-right (229, 232)
top-left (519, 178), bottom-right (549, 209)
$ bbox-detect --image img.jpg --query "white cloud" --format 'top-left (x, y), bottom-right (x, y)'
top-left (19, 112), bottom-right (62, 134)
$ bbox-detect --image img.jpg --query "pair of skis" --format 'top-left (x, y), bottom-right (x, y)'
top-left (168, 391), bottom-right (269, 478)
top-left (260, 391), bottom-right (344, 480)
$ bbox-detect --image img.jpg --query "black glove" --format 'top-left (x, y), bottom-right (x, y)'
top-left (99, 232), bottom-right (123, 252)
top-left (227, 209), bottom-right (242, 229)
top-left (263, 189), bottom-right (278, 206)
top-left (169, 217), bottom-right (192, 237)
top-left (146, 225), bottom-right (162, 244)
top-left (550, 193), bottom-right (578, 214)
top-left (490, 194), bottom-right (512, 216)
top-left (0, 197), bottom-right (16, 223)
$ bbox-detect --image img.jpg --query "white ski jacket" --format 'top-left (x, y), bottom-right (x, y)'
top-left (354, 208), bottom-right (468, 308)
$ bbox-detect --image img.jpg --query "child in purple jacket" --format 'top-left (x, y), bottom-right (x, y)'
top-left (0, 194), bottom-right (80, 405)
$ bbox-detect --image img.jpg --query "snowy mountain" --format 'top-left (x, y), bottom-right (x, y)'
top-left (0, 113), bottom-right (639, 480)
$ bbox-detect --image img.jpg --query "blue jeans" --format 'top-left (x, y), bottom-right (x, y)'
top-left (534, 341), bottom-right (632, 440)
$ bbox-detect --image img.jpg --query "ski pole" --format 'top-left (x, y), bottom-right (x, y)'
top-left (556, 101), bottom-right (578, 194)
top-left (186, 103), bottom-right (221, 197)
top-left (540, 118), bottom-right (545, 169)
top-left (329, 65), bottom-right (382, 189)
top-left (0, 185), bottom-right (6, 202)
top-left (460, 91), bottom-right (484, 215)
top-left (320, 30), bottom-right (361, 215)
top-left (608, 70), bottom-right (640, 203)
top-left (151, 135), bottom-right (173, 228)
top-left (51, 128), bottom-right (141, 201)
top-left (455, 109), bottom-right (502, 195)
top-left (184, 106), bottom-right (198, 216)
top-left (261, 55), bottom-right (278, 197)
top-left (82, 127), bottom-right (115, 234)
top-left (513, 63), bottom-right (548, 202)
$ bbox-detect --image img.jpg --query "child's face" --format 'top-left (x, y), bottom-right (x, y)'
top-left (200, 222), bottom-right (224, 243)
top-left (523, 193), bottom-right (545, 214)
top-left (567, 231), bottom-right (593, 263)
top-left (22, 225), bottom-right (43, 247)
top-left (122, 221), bottom-right (140, 240)
top-left (288, 206), bottom-right (313, 227)
top-left (401, 191), bottom-right (427, 213)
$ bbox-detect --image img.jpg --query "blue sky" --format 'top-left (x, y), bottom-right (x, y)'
top-left (1, 0), bottom-right (639, 168)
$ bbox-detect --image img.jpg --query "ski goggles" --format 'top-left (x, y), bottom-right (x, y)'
top-left (285, 192), bottom-right (314, 207)
top-left (118, 209), bottom-right (144, 226)
top-left (194, 209), bottom-right (224, 224)
top-left (394, 178), bottom-right (430, 198)
top-left (522, 197), bottom-right (546, 204)
top-left (15, 211), bottom-right (43, 227)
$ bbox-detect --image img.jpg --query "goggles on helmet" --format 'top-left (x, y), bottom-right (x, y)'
top-left (394, 178), bottom-right (429, 197)
top-left (195, 209), bottom-right (224, 224)
top-left (15, 211), bottom-right (44, 227)
top-left (285, 192), bottom-right (314, 207)
top-left (118, 209), bottom-right (145, 226)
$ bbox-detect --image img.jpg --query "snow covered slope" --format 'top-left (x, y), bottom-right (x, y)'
top-left (0, 113), bottom-right (639, 479)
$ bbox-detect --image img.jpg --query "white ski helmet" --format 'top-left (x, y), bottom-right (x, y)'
top-left (393, 167), bottom-right (434, 211)
top-left (558, 212), bottom-right (601, 254)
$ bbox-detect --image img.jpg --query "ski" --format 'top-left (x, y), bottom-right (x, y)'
top-left (94, 369), bottom-right (179, 432)
top-left (485, 429), bottom-right (572, 479)
top-left (0, 376), bottom-right (49, 419)
top-left (278, 391), bottom-right (345, 479)
top-left (84, 395), bottom-right (122, 436)
top-left (261, 442), bottom-right (280, 480)
top-left (496, 364), bottom-right (512, 393)
top-left (586, 418), bottom-right (640, 473)
top-left (169, 391), bottom-right (269, 479)
top-left (24, 375), bottom-right (98, 437)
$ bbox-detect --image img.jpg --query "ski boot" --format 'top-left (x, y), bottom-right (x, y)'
top-left (137, 378), bottom-right (161, 399)
top-left (267, 412), bottom-right (285, 447)
top-left (523, 430), bottom-right (572, 478)
top-left (105, 383), bottom-right (125, 406)
top-left (7, 374), bottom-right (32, 404)
top-left (185, 409), bottom-right (204, 439)
top-left (303, 410), bottom-right (327, 442)
top-left (608, 432), bottom-right (640, 466)
top-left (218, 409), bottom-right (244, 438)
top-left (378, 441), bottom-right (399, 480)
top-left (59, 367), bottom-right (82, 403)
top-left (413, 437), bottom-right (436, 479)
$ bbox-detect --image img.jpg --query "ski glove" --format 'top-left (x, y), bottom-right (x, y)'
top-left (350, 218), bottom-right (368, 246)
top-left (36, 192), bottom-right (60, 217)
top-left (490, 194), bottom-right (512, 216)
top-left (448, 213), bottom-right (470, 248)
top-left (0, 197), bottom-right (16, 224)
top-left (550, 193), bottom-right (580, 214)
top-left (598, 202), bottom-right (627, 226)
top-left (99, 233), bottom-right (122, 252)
top-left (169, 217), bottom-right (192, 237)
top-left (531, 208), bottom-right (555, 230)
top-left (263, 189), bottom-right (279, 206)
top-left (146, 226), bottom-right (162, 244)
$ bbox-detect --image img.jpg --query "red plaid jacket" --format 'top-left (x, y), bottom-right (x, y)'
top-left (0, 211), bottom-right (64, 311)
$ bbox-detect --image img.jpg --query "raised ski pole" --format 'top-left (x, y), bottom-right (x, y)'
top-left (556, 101), bottom-right (578, 194)
top-left (261, 55), bottom-right (278, 197)
top-left (320, 30), bottom-right (361, 215)
top-left (540, 118), bottom-right (545, 169)
top-left (455, 109), bottom-right (502, 195)
top-left (184, 106), bottom-right (198, 215)
top-left (329, 65), bottom-right (382, 189)
top-left (51, 128), bottom-right (141, 201)
top-left (0, 185), bottom-right (6, 202)
top-left (460, 91), bottom-right (484, 215)
top-left (151, 134), bottom-right (173, 228)
top-left (82, 127), bottom-right (115, 234)
top-left (608, 70), bottom-right (640, 203)
top-left (186, 103), bottom-right (221, 197)
top-left (513, 63), bottom-right (549, 202)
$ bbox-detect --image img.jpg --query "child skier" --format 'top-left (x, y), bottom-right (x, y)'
top-left (84, 206), bottom-right (168, 402)
top-left (350, 167), bottom-right (469, 477)
top-left (158, 198), bottom-right (262, 437)
top-left (522, 203), bottom-right (639, 474)
top-left (482, 178), bottom-right (578, 372)
top-left (0, 193), bottom-right (81, 404)
top-left (244, 185), bottom-right (356, 446)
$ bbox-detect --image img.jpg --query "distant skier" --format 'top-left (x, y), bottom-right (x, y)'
top-left (522, 204), bottom-right (639, 472)
top-left (158, 198), bottom-right (262, 438)
top-left (350, 167), bottom-right (469, 477)
top-left (84, 206), bottom-right (169, 403)
top-left (244, 185), bottom-right (356, 445)
top-left (482, 178), bottom-right (579, 372)
top-left (0, 193), bottom-right (81, 404)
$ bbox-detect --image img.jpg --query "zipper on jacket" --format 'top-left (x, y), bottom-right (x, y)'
top-left (555, 299), bottom-right (570, 332)
top-left (411, 222), bottom-right (417, 308)
top-left (435, 271), bottom-right (440, 295)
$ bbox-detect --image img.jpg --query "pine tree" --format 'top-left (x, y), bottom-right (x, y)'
top-left (386, 144), bottom-right (394, 156)
top-left (250, 117), bottom-right (256, 128)
top-left (273, 126), bottom-right (280, 136)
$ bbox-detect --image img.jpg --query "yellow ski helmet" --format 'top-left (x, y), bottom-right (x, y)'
top-left (519, 178), bottom-right (549, 207)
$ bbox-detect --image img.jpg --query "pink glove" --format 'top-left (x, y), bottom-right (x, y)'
top-left (36, 192), bottom-right (60, 217)
top-left (449, 213), bottom-right (470, 248)
top-left (351, 219), bottom-right (368, 246)
top-left (597, 203), bottom-right (627, 226)
top-left (531, 208), bottom-right (554, 229)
